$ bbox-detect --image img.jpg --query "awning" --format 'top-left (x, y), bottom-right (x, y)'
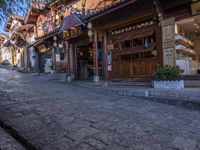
top-left (60, 13), bottom-right (83, 32)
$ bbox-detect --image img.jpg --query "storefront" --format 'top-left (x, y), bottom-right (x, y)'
top-left (84, 0), bottom-right (161, 80)
top-left (107, 19), bottom-right (159, 79)
top-left (161, 0), bottom-right (200, 75)
top-left (175, 17), bottom-right (199, 75)
top-left (60, 10), bottom-right (103, 81)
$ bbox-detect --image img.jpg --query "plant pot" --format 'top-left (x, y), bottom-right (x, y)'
top-left (153, 80), bottom-right (184, 89)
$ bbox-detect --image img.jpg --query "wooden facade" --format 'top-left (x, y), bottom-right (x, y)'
top-left (85, 0), bottom-right (160, 80)
top-left (2, 0), bottom-right (199, 80)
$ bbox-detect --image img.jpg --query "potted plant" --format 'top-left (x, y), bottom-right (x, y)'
top-left (152, 65), bottom-right (184, 89)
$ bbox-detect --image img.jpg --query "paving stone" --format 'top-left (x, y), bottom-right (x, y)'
top-left (0, 68), bottom-right (200, 150)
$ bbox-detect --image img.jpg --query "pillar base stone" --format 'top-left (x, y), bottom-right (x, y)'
top-left (94, 76), bottom-right (100, 83)
top-left (67, 75), bottom-right (74, 82)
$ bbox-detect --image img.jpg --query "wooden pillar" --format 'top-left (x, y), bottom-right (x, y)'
top-left (103, 32), bottom-right (108, 80)
top-left (156, 24), bottom-right (163, 67)
top-left (53, 47), bottom-right (56, 70)
top-left (94, 29), bottom-right (98, 76)
top-left (93, 29), bottom-right (99, 82)
top-left (64, 41), bottom-right (69, 74)
top-left (195, 38), bottom-right (200, 73)
top-left (68, 43), bottom-right (75, 79)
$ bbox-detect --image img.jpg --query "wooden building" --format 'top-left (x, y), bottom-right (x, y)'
top-left (3, 15), bottom-right (25, 67)
top-left (27, 0), bottom-right (74, 73)
top-left (63, 0), bottom-right (161, 81)
top-left (3, 0), bottom-right (199, 82)
top-left (160, 0), bottom-right (200, 76)
top-left (63, 0), bottom-right (199, 82)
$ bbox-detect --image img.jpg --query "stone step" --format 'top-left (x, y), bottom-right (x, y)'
top-left (108, 80), bottom-right (200, 87)
top-left (108, 81), bottom-right (152, 86)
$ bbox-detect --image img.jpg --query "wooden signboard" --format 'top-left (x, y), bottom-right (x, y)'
top-left (161, 17), bottom-right (176, 66)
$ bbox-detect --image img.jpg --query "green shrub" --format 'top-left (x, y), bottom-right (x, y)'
top-left (153, 65), bottom-right (184, 81)
top-left (1, 60), bottom-right (10, 65)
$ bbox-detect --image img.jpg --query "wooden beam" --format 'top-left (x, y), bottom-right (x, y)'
top-left (161, 0), bottom-right (192, 9)
top-left (98, 9), bottom-right (155, 31)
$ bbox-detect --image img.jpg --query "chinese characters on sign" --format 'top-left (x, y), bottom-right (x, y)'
top-left (162, 18), bottom-right (176, 66)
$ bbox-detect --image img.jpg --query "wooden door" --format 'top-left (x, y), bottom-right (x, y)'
top-left (110, 30), bottom-right (158, 79)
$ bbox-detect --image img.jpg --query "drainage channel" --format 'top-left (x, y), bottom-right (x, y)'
top-left (0, 120), bottom-right (38, 150)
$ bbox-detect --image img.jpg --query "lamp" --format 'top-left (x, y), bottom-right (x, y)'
top-left (87, 22), bottom-right (92, 30)
top-left (53, 42), bottom-right (57, 47)
top-left (53, 36), bottom-right (57, 41)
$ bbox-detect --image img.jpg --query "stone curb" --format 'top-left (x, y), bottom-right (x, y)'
top-left (0, 127), bottom-right (26, 150)
top-left (68, 81), bottom-right (200, 101)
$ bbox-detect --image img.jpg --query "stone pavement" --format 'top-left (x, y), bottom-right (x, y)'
top-left (0, 68), bottom-right (200, 150)
top-left (71, 81), bottom-right (200, 100)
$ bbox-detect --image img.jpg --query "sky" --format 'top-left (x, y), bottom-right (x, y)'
top-left (0, 0), bottom-right (28, 34)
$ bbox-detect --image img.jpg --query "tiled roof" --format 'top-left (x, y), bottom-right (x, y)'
top-left (60, 13), bottom-right (83, 32)
top-left (72, 0), bottom-right (131, 21)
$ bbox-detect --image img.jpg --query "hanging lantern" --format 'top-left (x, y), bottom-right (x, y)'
top-left (152, 50), bottom-right (157, 56)
top-left (53, 36), bottom-right (57, 41)
top-left (88, 30), bottom-right (93, 37)
top-left (53, 42), bottom-right (57, 47)
top-left (56, 15), bottom-right (60, 20)
top-left (87, 22), bottom-right (92, 30)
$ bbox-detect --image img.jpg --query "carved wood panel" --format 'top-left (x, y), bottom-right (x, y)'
top-left (111, 58), bottom-right (157, 78)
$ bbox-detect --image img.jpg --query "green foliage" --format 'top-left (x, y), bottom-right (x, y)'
top-left (1, 60), bottom-right (10, 65)
top-left (153, 65), bottom-right (184, 81)
top-left (0, 0), bottom-right (24, 23)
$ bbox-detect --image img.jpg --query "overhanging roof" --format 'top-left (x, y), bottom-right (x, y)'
top-left (60, 13), bottom-right (83, 32)
top-left (73, 0), bottom-right (139, 22)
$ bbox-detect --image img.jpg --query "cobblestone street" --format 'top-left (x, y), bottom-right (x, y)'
top-left (0, 68), bottom-right (200, 150)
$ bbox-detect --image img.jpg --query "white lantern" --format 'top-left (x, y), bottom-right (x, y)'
top-left (56, 15), bottom-right (60, 20)
top-left (54, 42), bottom-right (57, 47)
top-left (88, 30), bottom-right (93, 37)
top-left (53, 36), bottom-right (57, 41)
top-left (87, 22), bottom-right (92, 30)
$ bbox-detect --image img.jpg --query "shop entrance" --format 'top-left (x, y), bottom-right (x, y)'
top-left (75, 44), bottom-right (94, 80)
top-left (110, 26), bottom-right (158, 79)
top-left (175, 15), bottom-right (200, 75)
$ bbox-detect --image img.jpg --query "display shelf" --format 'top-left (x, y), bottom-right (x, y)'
top-left (176, 45), bottom-right (196, 55)
top-left (175, 35), bottom-right (194, 48)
